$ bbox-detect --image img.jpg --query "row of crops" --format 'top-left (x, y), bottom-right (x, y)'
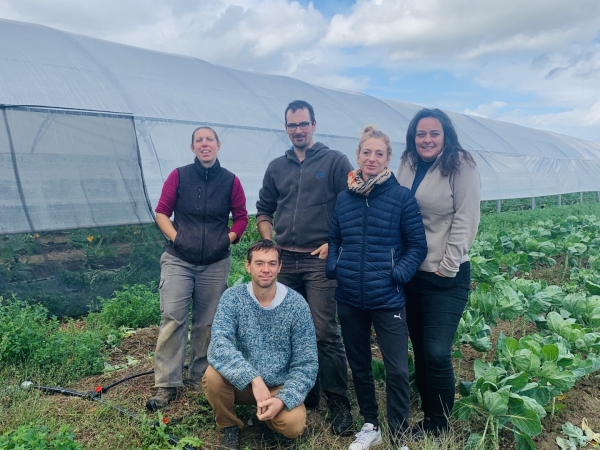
top-left (453, 213), bottom-right (600, 449)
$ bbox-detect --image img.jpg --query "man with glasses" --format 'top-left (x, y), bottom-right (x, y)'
top-left (256, 100), bottom-right (354, 436)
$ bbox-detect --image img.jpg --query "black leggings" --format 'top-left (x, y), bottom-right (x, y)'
top-left (404, 262), bottom-right (470, 430)
top-left (337, 302), bottom-right (410, 433)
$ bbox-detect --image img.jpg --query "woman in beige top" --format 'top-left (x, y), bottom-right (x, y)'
top-left (396, 108), bottom-right (481, 437)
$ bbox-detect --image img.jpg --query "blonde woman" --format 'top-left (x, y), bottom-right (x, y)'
top-left (327, 126), bottom-right (427, 449)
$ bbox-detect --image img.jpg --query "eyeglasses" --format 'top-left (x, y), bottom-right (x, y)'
top-left (286, 121), bottom-right (312, 131)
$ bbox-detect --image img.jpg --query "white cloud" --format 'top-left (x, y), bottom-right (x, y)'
top-left (0, 0), bottom-right (367, 90)
top-left (473, 43), bottom-right (600, 110)
top-left (0, 0), bottom-right (330, 77)
top-left (464, 101), bottom-right (507, 118)
top-left (323, 0), bottom-right (600, 60)
top-left (494, 101), bottom-right (600, 142)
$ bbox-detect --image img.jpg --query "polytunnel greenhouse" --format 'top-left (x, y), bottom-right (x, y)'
top-left (2, 17), bottom-right (600, 315)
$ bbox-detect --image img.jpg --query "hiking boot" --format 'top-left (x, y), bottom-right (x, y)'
top-left (329, 400), bottom-right (354, 436)
top-left (183, 379), bottom-right (203, 392)
top-left (219, 426), bottom-right (239, 450)
top-left (348, 423), bottom-right (382, 450)
top-left (304, 390), bottom-right (321, 409)
top-left (305, 380), bottom-right (321, 409)
top-left (146, 387), bottom-right (177, 411)
top-left (257, 422), bottom-right (295, 448)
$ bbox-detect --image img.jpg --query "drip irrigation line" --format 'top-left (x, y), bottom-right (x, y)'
top-left (90, 364), bottom-right (188, 397)
top-left (21, 382), bottom-right (197, 450)
top-left (89, 369), bottom-right (154, 397)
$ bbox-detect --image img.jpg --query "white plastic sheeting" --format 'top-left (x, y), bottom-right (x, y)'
top-left (1, 18), bottom-right (600, 234)
top-left (0, 107), bottom-right (153, 234)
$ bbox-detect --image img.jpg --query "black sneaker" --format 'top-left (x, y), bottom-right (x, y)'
top-left (219, 426), bottom-right (239, 450)
top-left (146, 387), bottom-right (177, 411)
top-left (408, 417), bottom-right (431, 441)
top-left (328, 401), bottom-right (354, 436)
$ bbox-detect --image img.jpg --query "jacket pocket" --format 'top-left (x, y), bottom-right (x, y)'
top-left (391, 249), bottom-right (399, 290)
top-left (173, 228), bottom-right (201, 258)
top-left (421, 270), bottom-right (458, 289)
top-left (326, 246), bottom-right (342, 279)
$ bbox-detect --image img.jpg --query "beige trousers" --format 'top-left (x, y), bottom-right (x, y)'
top-left (202, 366), bottom-right (306, 438)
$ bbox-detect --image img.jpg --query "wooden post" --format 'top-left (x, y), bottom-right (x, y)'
top-left (558, 194), bottom-right (562, 206)
top-left (497, 199), bottom-right (501, 213)
top-left (580, 192), bottom-right (584, 204)
top-left (531, 197), bottom-right (535, 210)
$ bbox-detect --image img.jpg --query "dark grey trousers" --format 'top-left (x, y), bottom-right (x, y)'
top-left (154, 252), bottom-right (230, 387)
top-left (278, 250), bottom-right (350, 406)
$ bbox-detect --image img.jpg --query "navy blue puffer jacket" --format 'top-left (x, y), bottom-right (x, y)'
top-left (326, 173), bottom-right (427, 310)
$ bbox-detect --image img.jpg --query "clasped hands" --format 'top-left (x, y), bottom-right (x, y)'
top-left (251, 376), bottom-right (284, 421)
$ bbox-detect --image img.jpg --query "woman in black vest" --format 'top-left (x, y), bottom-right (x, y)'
top-left (147, 126), bottom-right (248, 411)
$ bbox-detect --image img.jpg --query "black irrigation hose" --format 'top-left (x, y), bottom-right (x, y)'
top-left (88, 370), bottom-right (155, 397)
top-left (92, 365), bottom-right (188, 397)
top-left (21, 382), bottom-right (197, 450)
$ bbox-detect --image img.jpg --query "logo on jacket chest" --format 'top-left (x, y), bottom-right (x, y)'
top-left (315, 171), bottom-right (325, 179)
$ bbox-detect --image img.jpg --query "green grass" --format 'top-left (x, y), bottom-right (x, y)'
top-left (479, 201), bottom-right (600, 234)
top-left (480, 192), bottom-right (600, 215)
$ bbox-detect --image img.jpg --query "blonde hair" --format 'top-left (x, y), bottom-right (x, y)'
top-left (356, 125), bottom-right (392, 156)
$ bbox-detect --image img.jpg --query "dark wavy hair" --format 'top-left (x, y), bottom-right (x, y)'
top-left (401, 108), bottom-right (475, 177)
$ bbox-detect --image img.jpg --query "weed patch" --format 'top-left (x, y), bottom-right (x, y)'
top-left (94, 283), bottom-right (161, 329)
top-left (0, 423), bottom-right (81, 449)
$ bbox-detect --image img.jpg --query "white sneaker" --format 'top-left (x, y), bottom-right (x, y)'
top-left (349, 423), bottom-right (382, 450)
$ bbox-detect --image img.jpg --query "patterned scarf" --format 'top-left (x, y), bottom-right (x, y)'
top-left (347, 168), bottom-right (392, 196)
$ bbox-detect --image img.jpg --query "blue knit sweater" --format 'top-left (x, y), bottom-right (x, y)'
top-left (207, 284), bottom-right (318, 410)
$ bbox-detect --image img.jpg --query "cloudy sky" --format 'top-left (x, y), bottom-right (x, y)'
top-left (2, 0), bottom-right (600, 141)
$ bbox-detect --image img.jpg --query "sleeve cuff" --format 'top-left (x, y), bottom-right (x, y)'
top-left (230, 369), bottom-right (260, 391)
top-left (276, 390), bottom-right (299, 411)
top-left (437, 264), bottom-right (458, 278)
top-left (256, 214), bottom-right (273, 225)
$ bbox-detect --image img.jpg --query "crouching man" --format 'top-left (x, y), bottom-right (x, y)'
top-left (203, 240), bottom-right (318, 450)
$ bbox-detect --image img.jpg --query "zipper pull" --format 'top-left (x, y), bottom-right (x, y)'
top-left (366, 198), bottom-right (369, 207)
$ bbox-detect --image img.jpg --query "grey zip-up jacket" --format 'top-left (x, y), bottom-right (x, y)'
top-left (256, 143), bottom-right (353, 252)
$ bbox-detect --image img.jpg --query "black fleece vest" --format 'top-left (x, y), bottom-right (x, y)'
top-left (166, 158), bottom-right (234, 265)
